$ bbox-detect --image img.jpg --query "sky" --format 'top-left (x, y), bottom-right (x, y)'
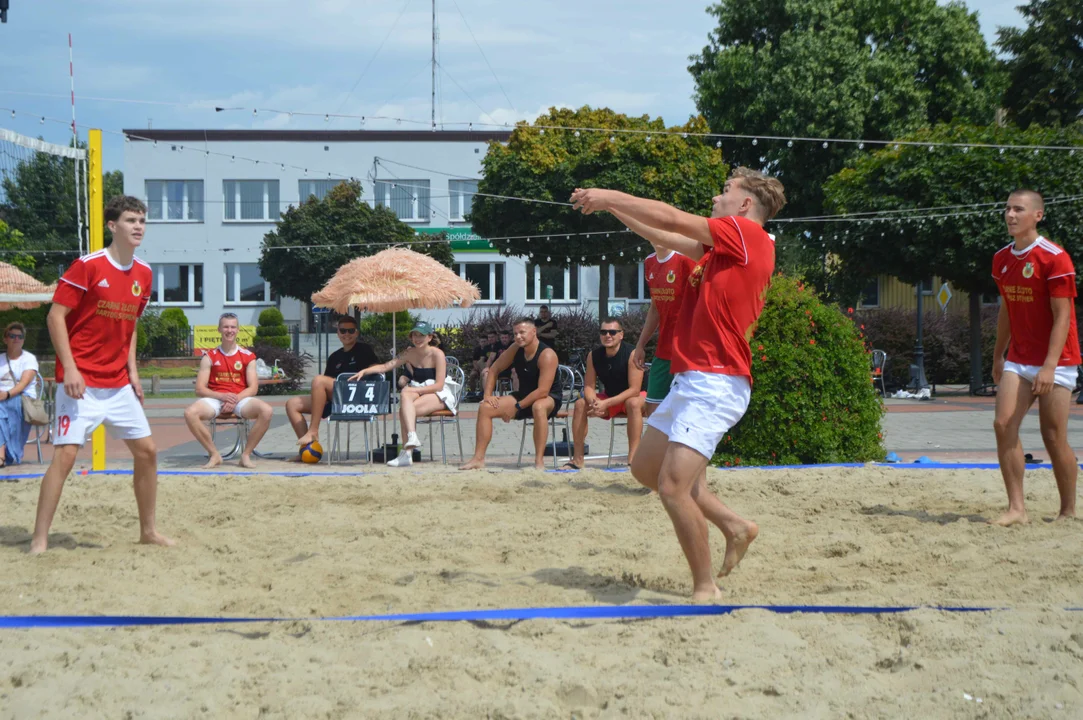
top-left (0, 0), bottom-right (1028, 171)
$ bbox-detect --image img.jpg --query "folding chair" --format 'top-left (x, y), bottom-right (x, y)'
top-left (416, 364), bottom-right (467, 464)
top-left (606, 412), bottom-right (628, 468)
top-left (517, 365), bottom-right (575, 469)
top-left (26, 371), bottom-right (48, 463)
top-left (871, 349), bottom-right (888, 397)
top-left (209, 413), bottom-right (250, 461)
top-left (325, 373), bottom-right (388, 464)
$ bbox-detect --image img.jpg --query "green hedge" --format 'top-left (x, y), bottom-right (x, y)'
top-left (714, 275), bottom-right (885, 466)
top-left (256, 307), bottom-right (290, 348)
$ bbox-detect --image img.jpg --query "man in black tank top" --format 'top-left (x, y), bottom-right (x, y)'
top-left (460, 317), bottom-right (562, 470)
top-left (568, 317), bottom-right (645, 469)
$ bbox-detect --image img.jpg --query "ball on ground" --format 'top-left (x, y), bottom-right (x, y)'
top-left (300, 441), bottom-right (323, 463)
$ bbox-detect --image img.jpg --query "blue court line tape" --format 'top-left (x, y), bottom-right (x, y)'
top-left (0, 603), bottom-right (1028, 629)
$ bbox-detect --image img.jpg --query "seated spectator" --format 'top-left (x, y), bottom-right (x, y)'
top-left (351, 321), bottom-right (457, 467)
top-left (183, 313), bottom-right (274, 468)
top-left (0, 322), bottom-right (39, 467)
top-left (460, 318), bottom-right (561, 471)
top-left (286, 315), bottom-right (379, 457)
top-left (470, 331), bottom-right (498, 394)
top-left (482, 329), bottom-right (517, 393)
top-left (568, 317), bottom-right (645, 469)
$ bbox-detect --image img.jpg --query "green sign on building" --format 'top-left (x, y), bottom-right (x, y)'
top-left (414, 227), bottom-right (495, 252)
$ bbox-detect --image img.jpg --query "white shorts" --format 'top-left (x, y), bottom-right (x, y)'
top-left (646, 370), bottom-right (751, 459)
top-left (53, 385), bottom-right (152, 446)
top-left (1004, 361), bottom-right (1078, 390)
top-left (199, 396), bottom-right (257, 417)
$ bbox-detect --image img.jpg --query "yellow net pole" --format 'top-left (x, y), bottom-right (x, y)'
top-left (87, 129), bottom-right (105, 471)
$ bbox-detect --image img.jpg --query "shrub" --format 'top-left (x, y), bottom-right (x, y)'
top-left (253, 343), bottom-right (309, 394)
top-left (256, 306), bottom-right (290, 348)
top-left (435, 306), bottom-right (521, 364)
top-left (136, 308), bottom-right (189, 358)
top-left (714, 275), bottom-right (885, 466)
top-left (358, 310), bottom-right (418, 355)
top-left (160, 307), bottom-right (189, 328)
top-left (855, 306), bottom-right (1000, 389)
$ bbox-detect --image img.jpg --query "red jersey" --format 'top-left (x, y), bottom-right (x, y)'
top-left (644, 251), bottom-right (696, 360)
top-left (669, 216), bottom-right (775, 381)
top-left (992, 236), bottom-right (1081, 367)
top-left (52, 250), bottom-right (153, 389)
top-left (205, 345), bottom-right (256, 394)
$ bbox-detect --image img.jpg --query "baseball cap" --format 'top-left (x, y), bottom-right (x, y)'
top-left (411, 321), bottom-right (434, 335)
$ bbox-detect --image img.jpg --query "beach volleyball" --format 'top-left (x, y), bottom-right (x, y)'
top-left (300, 440), bottom-right (323, 464)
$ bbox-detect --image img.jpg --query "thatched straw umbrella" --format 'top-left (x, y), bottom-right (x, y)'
top-left (311, 247), bottom-right (481, 442)
top-left (0, 262), bottom-right (57, 310)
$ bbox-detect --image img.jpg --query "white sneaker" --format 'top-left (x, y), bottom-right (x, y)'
top-left (404, 432), bottom-right (421, 449)
top-left (387, 450), bottom-right (413, 467)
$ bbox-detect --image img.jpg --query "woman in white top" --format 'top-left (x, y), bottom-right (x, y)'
top-left (350, 321), bottom-right (458, 467)
top-left (0, 321), bottom-right (39, 466)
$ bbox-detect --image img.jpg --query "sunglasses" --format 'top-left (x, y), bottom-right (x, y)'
top-left (337, 328), bottom-right (357, 334)
top-left (7, 334), bottom-right (24, 340)
top-left (599, 329), bottom-right (621, 336)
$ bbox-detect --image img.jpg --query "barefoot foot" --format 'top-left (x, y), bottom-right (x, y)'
top-left (719, 521), bottom-right (759, 577)
top-left (459, 458), bottom-right (486, 470)
top-left (238, 454), bottom-right (256, 469)
top-left (691, 584), bottom-right (723, 602)
top-left (201, 453), bottom-right (223, 469)
top-left (28, 537), bottom-right (47, 555)
top-left (139, 531), bottom-right (176, 547)
top-left (991, 509), bottom-right (1029, 527)
top-left (1053, 511), bottom-right (1077, 523)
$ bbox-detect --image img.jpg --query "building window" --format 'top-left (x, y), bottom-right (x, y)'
top-left (224, 180), bottom-right (279, 221)
top-left (526, 264), bottom-right (579, 302)
top-left (299, 179), bottom-right (340, 202)
top-left (449, 179), bottom-right (478, 221)
top-left (452, 262), bottom-right (504, 302)
top-left (860, 277), bottom-right (880, 308)
top-left (151, 264), bottom-right (203, 305)
top-left (374, 179), bottom-right (430, 222)
top-left (225, 263), bottom-right (273, 304)
top-left (612, 263), bottom-right (645, 299)
top-left (146, 180), bottom-right (203, 222)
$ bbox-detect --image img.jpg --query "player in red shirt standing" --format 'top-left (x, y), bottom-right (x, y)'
top-left (572, 168), bottom-right (786, 600)
top-left (30, 196), bottom-right (173, 554)
top-left (991, 189), bottom-right (1080, 526)
top-left (634, 249), bottom-right (696, 416)
top-left (183, 312), bottom-right (274, 468)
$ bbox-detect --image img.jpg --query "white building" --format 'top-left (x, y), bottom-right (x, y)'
top-left (123, 129), bottom-right (651, 329)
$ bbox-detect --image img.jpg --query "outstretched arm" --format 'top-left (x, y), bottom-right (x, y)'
top-left (571, 189), bottom-right (713, 248)
top-left (611, 209), bottom-right (705, 261)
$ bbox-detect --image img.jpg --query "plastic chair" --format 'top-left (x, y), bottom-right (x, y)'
top-left (415, 364), bottom-right (467, 464)
top-left (517, 365), bottom-right (575, 469)
top-left (871, 350), bottom-right (888, 396)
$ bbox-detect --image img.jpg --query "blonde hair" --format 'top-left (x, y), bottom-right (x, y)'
top-left (730, 167), bottom-right (787, 221)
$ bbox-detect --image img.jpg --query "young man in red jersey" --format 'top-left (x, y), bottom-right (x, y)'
top-left (183, 312), bottom-right (274, 469)
top-left (991, 189), bottom-right (1080, 526)
top-left (30, 196), bottom-right (173, 554)
top-left (572, 167), bottom-right (786, 600)
top-left (635, 248), bottom-right (696, 417)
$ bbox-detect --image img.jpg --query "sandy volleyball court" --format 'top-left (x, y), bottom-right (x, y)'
top-left (1, 464), bottom-right (1081, 718)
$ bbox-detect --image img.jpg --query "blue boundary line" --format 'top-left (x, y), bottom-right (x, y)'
top-left (0, 603), bottom-right (1039, 629)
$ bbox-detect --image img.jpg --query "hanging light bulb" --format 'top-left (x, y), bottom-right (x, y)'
top-left (546, 256), bottom-right (551, 262)
top-left (787, 139), bottom-right (794, 148)
top-left (999, 148), bottom-right (1005, 155)
top-left (619, 251), bottom-right (624, 257)
top-left (927, 145), bottom-right (934, 152)
top-left (574, 130), bottom-right (580, 137)
top-left (609, 136), bottom-right (615, 143)
top-left (822, 141), bottom-right (829, 149)
top-left (645, 136), bottom-right (651, 142)
top-left (963, 146), bottom-right (970, 153)
top-left (858, 142), bottom-right (864, 150)
top-left (894, 144), bottom-right (900, 151)
top-left (40, 117), bottom-right (45, 125)
top-left (716, 140), bottom-right (722, 148)
top-left (752, 138), bottom-right (758, 146)
top-left (601, 255), bottom-right (606, 260)
top-left (253, 108), bottom-right (258, 116)
top-left (1033, 149), bottom-right (1040, 156)
top-left (539, 129), bottom-right (544, 135)
top-left (9, 110), bottom-right (14, 119)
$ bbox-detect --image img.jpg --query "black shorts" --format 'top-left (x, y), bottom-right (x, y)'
top-left (512, 391), bottom-right (562, 420)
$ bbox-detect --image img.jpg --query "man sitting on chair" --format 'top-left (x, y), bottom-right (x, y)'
top-left (287, 315), bottom-right (378, 457)
top-left (184, 312), bottom-right (274, 468)
top-left (568, 317), bottom-right (645, 469)
top-left (460, 318), bottom-right (562, 470)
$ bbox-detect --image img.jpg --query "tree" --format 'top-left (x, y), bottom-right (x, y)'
top-left (469, 107), bottom-right (730, 314)
top-left (997, 0), bottom-right (1083, 129)
top-left (258, 180), bottom-right (454, 304)
top-left (0, 140), bottom-right (122, 280)
top-left (822, 122), bottom-right (1083, 388)
top-left (689, 0), bottom-right (1004, 220)
top-left (0, 219), bottom-right (35, 272)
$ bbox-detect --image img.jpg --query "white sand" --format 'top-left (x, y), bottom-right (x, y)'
top-left (1, 464), bottom-right (1081, 718)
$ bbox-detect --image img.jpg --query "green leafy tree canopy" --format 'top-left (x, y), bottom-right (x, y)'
top-left (996, 0), bottom-right (1083, 129)
top-left (0, 219), bottom-right (35, 272)
top-left (689, 0), bottom-right (1004, 219)
top-left (469, 106), bottom-right (731, 311)
top-left (258, 180), bottom-right (454, 303)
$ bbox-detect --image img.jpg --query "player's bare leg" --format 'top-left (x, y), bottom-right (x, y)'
top-left (183, 401), bottom-right (222, 468)
top-left (284, 395), bottom-right (310, 461)
top-left (297, 376), bottom-right (333, 448)
top-left (657, 442), bottom-right (720, 601)
top-left (125, 436), bottom-right (174, 547)
top-left (460, 396), bottom-right (516, 470)
top-left (239, 399), bottom-right (274, 469)
top-left (570, 397), bottom-right (589, 467)
top-left (992, 371), bottom-right (1035, 526)
top-left (531, 397), bottom-right (555, 470)
top-left (29, 444), bottom-right (79, 554)
top-left (1038, 386), bottom-right (1077, 520)
top-left (691, 476), bottom-right (758, 576)
top-left (625, 395), bottom-right (645, 466)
